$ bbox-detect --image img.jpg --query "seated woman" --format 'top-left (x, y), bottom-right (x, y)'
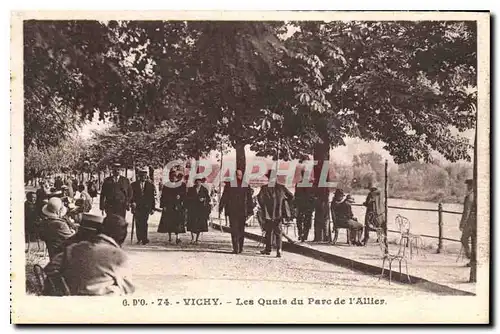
top-left (331, 189), bottom-right (364, 246)
top-left (39, 197), bottom-right (76, 260)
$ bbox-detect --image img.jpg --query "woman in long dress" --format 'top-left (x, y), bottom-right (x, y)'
top-left (186, 177), bottom-right (211, 243)
top-left (158, 172), bottom-right (186, 244)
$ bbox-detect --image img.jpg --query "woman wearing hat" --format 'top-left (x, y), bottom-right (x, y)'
top-left (158, 171), bottom-right (186, 244)
top-left (331, 189), bottom-right (364, 246)
top-left (39, 197), bottom-right (76, 259)
top-left (186, 177), bottom-right (211, 243)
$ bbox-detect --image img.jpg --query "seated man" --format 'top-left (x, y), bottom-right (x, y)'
top-left (331, 189), bottom-right (364, 246)
top-left (44, 214), bottom-right (135, 296)
top-left (39, 197), bottom-right (76, 260)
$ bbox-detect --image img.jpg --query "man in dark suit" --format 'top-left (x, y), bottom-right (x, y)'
top-left (219, 170), bottom-right (254, 254)
top-left (130, 168), bottom-right (156, 245)
top-left (100, 163), bottom-right (132, 218)
top-left (294, 170), bottom-right (316, 242)
top-left (257, 170), bottom-right (294, 258)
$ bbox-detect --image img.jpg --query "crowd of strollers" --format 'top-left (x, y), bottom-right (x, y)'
top-left (25, 163), bottom-right (385, 297)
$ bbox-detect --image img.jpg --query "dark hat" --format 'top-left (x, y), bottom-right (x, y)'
top-left (80, 213), bottom-right (104, 232)
top-left (334, 188), bottom-right (344, 197)
top-left (102, 214), bottom-right (128, 245)
top-left (465, 179), bottom-right (474, 185)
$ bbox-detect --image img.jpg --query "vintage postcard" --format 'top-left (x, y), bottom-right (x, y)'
top-left (10, 11), bottom-right (490, 324)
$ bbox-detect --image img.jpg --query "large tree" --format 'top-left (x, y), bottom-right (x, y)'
top-left (25, 20), bottom-right (477, 243)
top-left (249, 21), bottom-right (477, 240)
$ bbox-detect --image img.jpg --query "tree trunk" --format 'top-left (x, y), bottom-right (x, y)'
top-left (313, 140), bottom-right (330, 242)
top-left (149, 166), bottom-right (155, 182)
top-left (235, 142), bottom-right (246, 173)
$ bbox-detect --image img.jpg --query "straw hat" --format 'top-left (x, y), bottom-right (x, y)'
top-left (42, 197), bottom-right (67, 218)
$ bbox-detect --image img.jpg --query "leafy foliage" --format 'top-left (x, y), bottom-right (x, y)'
top-left (25, 20), bottom-right (476, 163)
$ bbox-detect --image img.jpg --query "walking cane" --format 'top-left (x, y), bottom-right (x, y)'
top-left (130, 214), bottom-right (136, 244)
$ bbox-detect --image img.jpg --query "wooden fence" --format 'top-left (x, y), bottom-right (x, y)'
top-left (351, 202), bottom-right (462, 253)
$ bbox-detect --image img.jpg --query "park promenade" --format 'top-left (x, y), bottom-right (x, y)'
top-left (210, 218), bottom-right (476, 296)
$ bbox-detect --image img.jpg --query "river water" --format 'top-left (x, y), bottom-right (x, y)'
top-left (348, 194), bottom-right (463, 242)
top-left (247, 187), bottom-right (464, 242)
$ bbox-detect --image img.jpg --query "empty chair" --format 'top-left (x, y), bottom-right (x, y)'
top-left (377, 229), bottom-right (411, 284)
top-left (395, 214), bottom-right (425, 259)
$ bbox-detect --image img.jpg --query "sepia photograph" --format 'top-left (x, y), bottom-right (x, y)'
top-left (10, 11), bottom-right (490, 324)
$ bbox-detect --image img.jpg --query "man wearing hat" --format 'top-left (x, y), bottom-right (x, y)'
top-left (459, 179), bottom-right (476, 266)
top-left (63, 213), bottom-right (104, 247)
top-left (39, 197), bottom-right (76, 260)
top-left (219, 169), bottom-right (254, 254)
top-left (331, 189), bottom-right (364, 246)
top-left (130, 167), bottom-right (156, 245)
top-left (100, 163), bottom-right (133, 218)
top-left (44, 214), bottom-right (135, 296)
top-left (294, 169), bottom-right (316, 242)
top-left (257, 169), bottom-right (294, 258)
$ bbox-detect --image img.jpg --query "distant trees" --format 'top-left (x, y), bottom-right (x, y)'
top-left (332, 151), bottom-right (472, 203)
top-left (24, 136), bottom-right (90, 184)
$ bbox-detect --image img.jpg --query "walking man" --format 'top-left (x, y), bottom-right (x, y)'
top-left (257, 170), bottom-right (294, 258)
top-left (130, 168), bottom-right (156, 245)
top-left (100, 163), bottom-right (132, 218)
top-left (459, 179), bottom-right (476, 267)
top-left (294, 170), bottom-right (315, 242)
top-left (219, 169), bottom-right (254, 254)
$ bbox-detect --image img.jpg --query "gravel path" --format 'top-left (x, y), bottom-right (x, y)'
top-left (123, 226), bottom-right (435, 298)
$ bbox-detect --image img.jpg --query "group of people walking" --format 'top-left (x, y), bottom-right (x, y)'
top-left (99, 163), bottom-right (211, 245)
top-left (157, 170), bottom-right (211, 244)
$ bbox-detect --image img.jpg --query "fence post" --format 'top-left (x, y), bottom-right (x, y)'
top-left (437, 203), bottom-right (443, 254)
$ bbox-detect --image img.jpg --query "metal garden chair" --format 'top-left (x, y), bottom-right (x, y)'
top-left (395, 214), bottom-right (425, 259)
top-left (377, 229), bottom-right (411, 284)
